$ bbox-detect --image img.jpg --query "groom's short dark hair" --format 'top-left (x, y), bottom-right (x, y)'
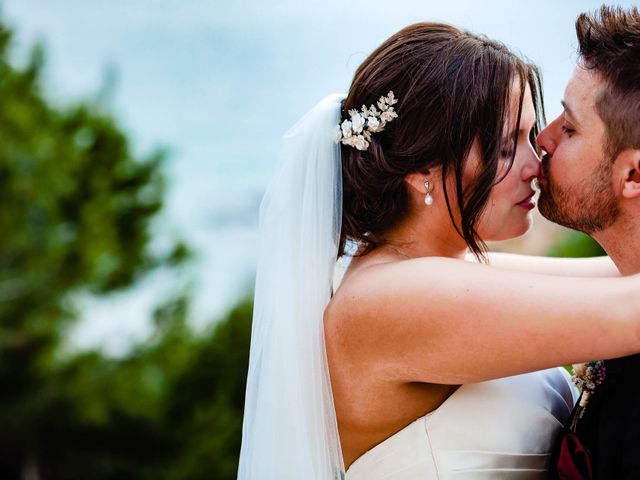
top-left (576, 5), bottom-right (640, 158)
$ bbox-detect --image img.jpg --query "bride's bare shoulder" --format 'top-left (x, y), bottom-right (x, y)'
top-left (332, 255), bottom-right (464, 302)
top-left (324, 254), bottom-right (507, 356)
top-left (326, 255), bottom-right (453, 331)
top-left (323, 255), bottom-right (464, 372)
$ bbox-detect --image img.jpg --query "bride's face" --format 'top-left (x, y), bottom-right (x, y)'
top-left (475, 83), bottom-right (541, 241)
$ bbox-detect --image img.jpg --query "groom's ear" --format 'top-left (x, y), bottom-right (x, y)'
top-left (620, 149), bottom-right (640, 199)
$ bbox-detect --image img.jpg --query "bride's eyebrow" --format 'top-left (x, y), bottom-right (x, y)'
top-left (560, 100), bottom-right (580, 125)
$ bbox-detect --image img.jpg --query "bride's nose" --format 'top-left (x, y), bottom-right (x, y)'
top-left (521, 146), bottom-right (541, 180)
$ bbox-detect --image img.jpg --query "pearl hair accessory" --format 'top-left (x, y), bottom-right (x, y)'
top-left (335, 91), bottom-right (398, 151)
top-left (424, 180), bottom-right (433, 206)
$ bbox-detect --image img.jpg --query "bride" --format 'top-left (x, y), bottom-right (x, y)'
top-left (238, 22), bottom-right (639, 479)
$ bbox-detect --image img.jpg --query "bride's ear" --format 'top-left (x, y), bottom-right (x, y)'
top-left (619, 149), bottom-right (640, 199)
top-left (404, 170), bottom-right (442, 197)
top-left (404, 172), bottom-right (428, 194)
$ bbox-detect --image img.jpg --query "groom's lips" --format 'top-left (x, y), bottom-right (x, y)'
top-left (536, 173), bottom-right (548, 190)
top-left (539, 154), bottom-right (551, 182)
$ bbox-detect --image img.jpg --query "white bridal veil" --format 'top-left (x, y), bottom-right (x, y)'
top-left (237, 94), bottom-right (346, 479)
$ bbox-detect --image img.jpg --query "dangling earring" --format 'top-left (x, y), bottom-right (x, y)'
top-left (424, 180), bottom-right (433, 206)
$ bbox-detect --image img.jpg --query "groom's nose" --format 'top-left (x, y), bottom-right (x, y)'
top-left (536, 117), bottom-right (560, 157)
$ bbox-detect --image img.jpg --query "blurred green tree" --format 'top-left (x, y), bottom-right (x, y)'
top-left (29, 293), bottom-right (252, 480)
top-left (162, 298), bottom-right (252, 480)
top-left (547, 230), bottom-right (606, 258)
top-left (0, 22), bottom-right (187, 478)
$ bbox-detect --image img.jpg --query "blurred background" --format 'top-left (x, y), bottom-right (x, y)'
top-left (0, 0), bottom-right (627, 478)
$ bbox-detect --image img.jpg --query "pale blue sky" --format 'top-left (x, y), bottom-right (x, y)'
top-left (2, 0), bottom-right (635, 354)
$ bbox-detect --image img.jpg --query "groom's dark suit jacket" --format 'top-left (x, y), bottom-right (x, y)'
top-left (551, 354), bottom-right (640, 479)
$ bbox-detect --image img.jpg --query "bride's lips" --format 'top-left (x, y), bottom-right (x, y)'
top-left (516, 191), bottom-right (536, 210)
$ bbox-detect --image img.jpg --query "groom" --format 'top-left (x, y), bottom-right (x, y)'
top-left (535, 5), bottom-right (640, 479)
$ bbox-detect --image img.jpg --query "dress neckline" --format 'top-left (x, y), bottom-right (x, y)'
top-left (345, 383), bottom-right (466, 473)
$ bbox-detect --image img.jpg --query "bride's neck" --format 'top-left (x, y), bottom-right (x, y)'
top-left (380, 216), bottom-right (468, 260)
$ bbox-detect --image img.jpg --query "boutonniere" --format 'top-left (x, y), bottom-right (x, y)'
top-left (569, 360), bottom-right (606, 431)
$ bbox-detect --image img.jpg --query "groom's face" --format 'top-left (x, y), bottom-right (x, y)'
top-left (535, 66), bottom-right (619, 233)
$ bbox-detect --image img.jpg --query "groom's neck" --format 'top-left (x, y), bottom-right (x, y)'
top-left (593, 223), bottom-right (640, 276)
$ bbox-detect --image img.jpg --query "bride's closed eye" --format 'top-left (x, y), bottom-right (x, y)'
top-left (500, 127), bottom-right (537, 159)
top-left (500, 147), bottom-right (515, 158)
top-left (499, 136), bottom-right (517, 159)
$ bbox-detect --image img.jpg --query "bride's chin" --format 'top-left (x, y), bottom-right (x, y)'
top-left (483, 218), bottom-right (533, 242)
top-left (508, 217), bottom-right (534, 240)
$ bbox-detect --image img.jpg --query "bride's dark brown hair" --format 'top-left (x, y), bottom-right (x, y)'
top-left (339, 22), bottom-right (545, 260)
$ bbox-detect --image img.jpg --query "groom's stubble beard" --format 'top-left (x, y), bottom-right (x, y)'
top-left (537, 154), bottom-right (620, 234)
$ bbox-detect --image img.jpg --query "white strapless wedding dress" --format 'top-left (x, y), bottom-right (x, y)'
top-left (345, 368), bottom-right (578, 479)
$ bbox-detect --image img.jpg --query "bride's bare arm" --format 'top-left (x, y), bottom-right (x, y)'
top-left (329, 257), bottom-right (637, 385)
top-left (465, 251), bottom-right (619, 277)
